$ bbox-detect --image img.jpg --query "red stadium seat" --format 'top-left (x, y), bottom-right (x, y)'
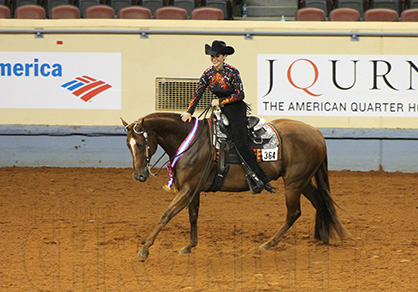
top-left (303, 0), bottom-right (331, 16)
top-left (333, 0), bottom-right (364, 17)
top-left (369, 0), bottom-right (401, 14)
top-left (191, 7), bottom-right (223, 19)
top-left (401, 8), bottom-right (418, 21)
top-left (108, 0), bottom-right (132, 16)
top-left (142, 0), bottom-right (164, 17)
top-left (118, 6), bottom-right (152, 19)
top-left (155, 6), bottom-right (187, 19)
top-left (50, 4), bottom-right (80, 19)
top-left (295, 7), bottom-right (326, 20)
top-left (205, 0), bottom-right (230, 19)
top-left (174, 0), bottom-right (195, 17)
top-left (0, 4), bottom-right (10, 18)
top-left (85, 4), bottom-right (115, 18)
top-left (15, 4), bottom-right (46, 19)
top-left (363, 8), bottom-right (398, 21)
top-left (329, 7), bottom-right (360, 20)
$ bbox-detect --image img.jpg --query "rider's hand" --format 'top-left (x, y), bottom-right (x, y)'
top-left (211, 99), bottom-right (220, 107)
top-left (181, 112), bottom-right (192, 122)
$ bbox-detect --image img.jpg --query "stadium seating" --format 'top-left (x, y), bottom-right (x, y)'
top-left (0, 0), bottom-right (414, 21)
top-left (85, 4), bottom-right (115, 18)
top-left (295, 7), bottom-right (326, 20)
top-left (50, 4), bottom-right (80, 18)
top-left (15, 0), bottom-right (38, 9)
top-left (108, 0), bottom-right (132, 15)
top-left (407, 0), bottom-right (418, 8)
top-left (141, 0), bottom-right (164, 17)
top-left (329, 7), bottom-right (361, 20)
top-left (45, 0), bottom-right (69, 17)
top-left (0, 4), bottom-right (10, 17)
top-left (118, 5), bottom-right (152, 18)
top-left (205, 0), bottom-right (228, 19)
top-left (334, 0), bottom-right (365, 16)
top-left (304, 0), bottom-right (330, 16)
top-left (370, 0), bottom-right (401, 14)
top-left (15, 4), bottom-right (46, 18)
top-left (78, 0), bottom-right (100, 17)
top-left (155, 6), bottom-right (187, 19)
top-left (173, 0), bottom-right (194, 17)
top-left (191, 6), bottom-right (223, 19)
top-left (400, 7), bottom-right (418, 20)
top-left (363, 7), bottom-right (398, 20)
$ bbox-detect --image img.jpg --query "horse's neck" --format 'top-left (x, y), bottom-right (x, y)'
top-left (148, 116), bottom-right (194, 158)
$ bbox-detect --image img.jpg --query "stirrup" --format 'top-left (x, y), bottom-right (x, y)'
top-left (246, 172), bottom-right (264, 194)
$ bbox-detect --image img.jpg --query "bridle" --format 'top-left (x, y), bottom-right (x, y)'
top-left (125, 123), bottom-right (166, 177)
top-left (124, 111), bottom-right (210, 178)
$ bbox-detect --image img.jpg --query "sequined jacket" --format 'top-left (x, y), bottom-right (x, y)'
top-left (187, 63), bottom-right (244, 115)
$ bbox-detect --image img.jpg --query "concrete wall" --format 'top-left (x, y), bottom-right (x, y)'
top-left (1, 125), bottom-right (417, 172)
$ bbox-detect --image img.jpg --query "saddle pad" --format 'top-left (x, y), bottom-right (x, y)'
top-left (212, 123), bottom-right (282, 163)
top-left (214, 148), bottom-right (263, 163)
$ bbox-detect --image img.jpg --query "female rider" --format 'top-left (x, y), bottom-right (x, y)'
top-left (180, 40), bottom-right (273, 194)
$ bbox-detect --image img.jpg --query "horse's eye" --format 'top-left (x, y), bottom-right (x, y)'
top-left (137, 142), bottom-right (145, 148)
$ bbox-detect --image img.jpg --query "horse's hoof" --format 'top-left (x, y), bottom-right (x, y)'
top-left (259, 244), bottom-right (271, 251)
top-left (135, 249), bottom-right (149, 261)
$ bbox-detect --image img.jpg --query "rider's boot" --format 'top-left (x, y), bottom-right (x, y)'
top-left (246, 171), bottom-right (276, 194)
top-left (237, 145), bottom-right (276, 194)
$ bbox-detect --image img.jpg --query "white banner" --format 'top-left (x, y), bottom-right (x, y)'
top-left (0, 52), bottom-right (121, 110)
top-left (257, 54), bottom-right (418, 117)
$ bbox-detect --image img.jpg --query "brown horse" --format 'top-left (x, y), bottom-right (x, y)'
top-left (121, 112), bottom-right (346, 261)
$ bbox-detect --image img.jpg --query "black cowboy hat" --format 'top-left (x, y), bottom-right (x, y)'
top-left (205, 40), bottom-right (235, 56)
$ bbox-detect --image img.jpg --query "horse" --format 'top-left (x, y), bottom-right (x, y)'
top-left (121, 112), bottom-right (347, 261)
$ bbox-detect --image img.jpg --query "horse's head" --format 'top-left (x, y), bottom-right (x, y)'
top-left (121, 117), bottom-right (158, 182)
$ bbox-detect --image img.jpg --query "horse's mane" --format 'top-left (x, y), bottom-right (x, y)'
top-left (136, 112), bottom-right (195, 137)
top-left (133, 112), bottom-right (182, 127)
top-left (141, 112), bottom-right (181, 121)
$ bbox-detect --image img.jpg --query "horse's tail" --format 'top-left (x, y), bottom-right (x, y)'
top-left (314, 154), bottom-right (348, 243)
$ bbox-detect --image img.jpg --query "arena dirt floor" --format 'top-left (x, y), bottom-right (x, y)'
top-left (0, 167), bottom-right (417, 292)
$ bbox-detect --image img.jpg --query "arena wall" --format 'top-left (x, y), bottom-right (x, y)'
top-left (1, 19), bottom-right (417, 171)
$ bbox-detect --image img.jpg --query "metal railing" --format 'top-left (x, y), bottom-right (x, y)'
top-left (1, 28), bottom-right (418, 41)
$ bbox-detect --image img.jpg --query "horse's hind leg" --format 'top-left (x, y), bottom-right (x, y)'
top-left (136, 188), bottom-right (191, 261)
top-left (302, 181), bottom-right (319, 209)
top-left (260, 186), bottom-right (302, 250)
top-left (180, 194), bottom-right (200, 254)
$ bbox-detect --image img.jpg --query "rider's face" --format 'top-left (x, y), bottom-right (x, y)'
top-left (211, 54), bottom-right (226, 70)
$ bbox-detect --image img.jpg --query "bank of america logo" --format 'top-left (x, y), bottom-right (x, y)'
top-left (61, 75), bottom-right (112, 102)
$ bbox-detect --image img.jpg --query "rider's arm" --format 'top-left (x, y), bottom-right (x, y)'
top-left (186, 68), bottom-right (211, 115)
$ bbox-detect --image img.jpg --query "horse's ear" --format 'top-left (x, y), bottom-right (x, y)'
top-left (139, 118), bottom-right (144, 128)
top-left (120, 117), bottom-right (129, 127)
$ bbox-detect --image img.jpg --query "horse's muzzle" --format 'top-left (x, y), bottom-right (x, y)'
top-left (132, 170), bottom-right (149, 182)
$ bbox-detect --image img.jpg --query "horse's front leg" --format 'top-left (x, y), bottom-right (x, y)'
top-left (260, 186), bottom-right (302, 250)
top-left (180, 193), bottom-right (200, 254)
top-left (136, 187), bottom-right (191, 261)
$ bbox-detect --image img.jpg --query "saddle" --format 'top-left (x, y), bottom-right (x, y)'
top-left (207, 108), bottom-right (282, 192)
